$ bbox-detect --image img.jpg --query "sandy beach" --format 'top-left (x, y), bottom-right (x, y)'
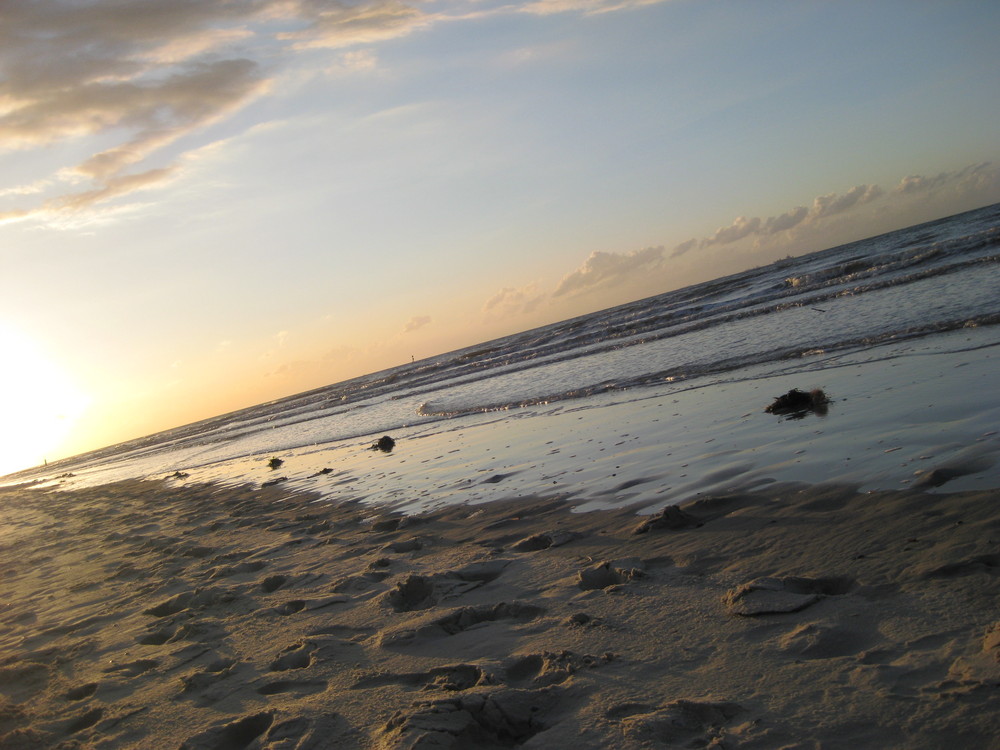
top-left (1, 475), bottom-right (998, 749)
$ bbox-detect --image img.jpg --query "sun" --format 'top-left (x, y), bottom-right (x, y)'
top-left (0, 324), bottom-right (90, 477)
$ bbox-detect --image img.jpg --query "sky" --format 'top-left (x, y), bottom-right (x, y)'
top-left (2, 0), bottom-right (999, 476)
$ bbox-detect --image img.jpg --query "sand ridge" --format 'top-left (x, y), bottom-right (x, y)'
top-left (0, 479), bottom-right (998, 748)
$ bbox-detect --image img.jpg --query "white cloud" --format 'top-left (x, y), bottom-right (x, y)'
top-left (701, 215), bottom-right (761, 248)
top-left (0, 0), bottom-right (686, 226)
top-left (894, 162), bottom-right (999, 199)
top-left (41, 167), bottom-right (179, 214)
top-left (521, 0), bottom-right (668, 17)
top-left (762, 205), bottom-right (808, 235)
top-left (552, 171), bottom-right (986, 297)
top-left (0, 2), bottom-right (276, 222)
top-left (554, 245), bottom-right (664, 297)
top-left (669, 238), bottom-right (698, 258)
top-left (483, 284), bottom-right (545, 317)
top-left (695, 184), bottom-right (884, 252)
top-left (277, 1), bottom-right (429, 50)
top-left (806, 183), bottom-right (882, 222)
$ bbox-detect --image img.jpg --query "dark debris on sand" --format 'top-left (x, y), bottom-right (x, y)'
top-left (371, 435), bottom-right (396, 453)
top-left (765, 388), bottom-right (829, 417)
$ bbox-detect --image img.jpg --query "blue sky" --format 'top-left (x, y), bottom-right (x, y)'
top-left (1, 0), bottom-right (999, 474)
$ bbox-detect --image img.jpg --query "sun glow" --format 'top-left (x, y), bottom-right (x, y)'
top-left (0, 324), bottom-right (90, 477)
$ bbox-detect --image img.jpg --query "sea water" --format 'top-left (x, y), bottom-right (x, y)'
top-left (7, 203), bottom-right (1000, 512)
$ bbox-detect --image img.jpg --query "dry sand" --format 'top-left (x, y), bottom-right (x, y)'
top-left (0, 478), bottom-right (998, 749)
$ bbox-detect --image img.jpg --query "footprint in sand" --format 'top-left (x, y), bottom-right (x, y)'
top-left (260, 574), bottom-right (287, 593)
top-left (178, 712), bottom-right (274, 750)
top-left (724, 576), bottom-right (854, 616)
top-left (384, 537), bottom-right (423, 553)
top-left (256, 679), bottom-right (328, 696)
top-left (137, 618), bottom-right (227, 647)
top-left (352, 663), bottom-right (495, 692)
top-left (383, 560), bottom-right (511, 613)
top-left (379, 687), bottom-right (560, 749)
top-left (510, 530), bottom-right (581, 552)
top-left (577, 558), bottom-right (646, 591)
top-left (180, 712), bottom-right (353, 750)
top-left (0, 661), bottom-right (52, 702)
top-left (562, 612), bottom-right (602, 627)
top-left (177, 659), bottom-right (244, 706)
top-left (137, 625), bottom-right (181, 646)
top-left (269, 642), bottom-right (315, 671)
top-left (268, 595), bottom-right (348, 616)
top-left (379, 602), bottom-right (546, 647)
top-left (632, 505), bottom-right (703, 534)
top-left (63, 682), bottom-right (99, 701)
top-left (143, 588), bottom-right (240, 618)
top-left (206, 561), bottom-right (267, 579)
top-left (103, 658), bottom-right (159, 677)
top-left (61, 706), bottom-right (104, 736)
top-left (917, 553), bottom-right (1000, 579)
top-left (777, 622), bottom-right (872, 659)
top-left (504, 650), bottom-right (616, 687)
top-left (331, 570), bottom-right (392, 594)
top-left (613, 699), bottom-right (746, 747)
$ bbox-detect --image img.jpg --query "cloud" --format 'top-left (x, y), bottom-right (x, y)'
top-left (894, 162), bottom-right (999, 198)
top-left (761, 205), bottom-right (808, 235)
top-left (669, 238), bottom-right (698, 258)
top-left (694, 184), bottom-right (883, 252)
top-left (554, 245), bottom-right (664, 297)
top-left (483, 284), bottom-right (545, 317)
top-left (277, 1), bottom-right (430, 50)
top-left (521, 0), bottom-right (668, 16)
top-left (701, 215), bottom-right (761, 248)
top-left (806, 183), bottom-right (882, 222)
top-left (0, 0), bottom-right (683, 226)
top-left (551, 164), bottom-right (999, 300)
top-left (554, 179), bottom-right (916, 296)
top-left (326, 49), bottom-right (380, 76)
top-left (0, 179), bottom-right (50, 198)
top-left (403, 315), bottom-right (432, 333)
top-left (895, 173), bottom-right (949, 195)
top-left (0, 1), bottom-right (276, 222)
top-left (42, 167), bottom-right (179, 213)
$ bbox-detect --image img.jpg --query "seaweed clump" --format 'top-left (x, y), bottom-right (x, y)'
top-left (371, 436), bottom-right (396, 453)
top-left (765, 388), bottom-right (829, 418)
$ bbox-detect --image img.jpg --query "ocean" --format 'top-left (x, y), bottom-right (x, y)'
top-left (8, 203), bottom-right (1000, 512)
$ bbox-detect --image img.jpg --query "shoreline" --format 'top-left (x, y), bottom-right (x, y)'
top-left (7, 326), bottom-right (998, 517)
top-left (1, 477), bottom-right (998, 748)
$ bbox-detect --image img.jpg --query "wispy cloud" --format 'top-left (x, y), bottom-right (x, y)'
top-left (403, 315), bottom-right (432, 333)
top-left (44, 167), bottom-right (179, 213)
top-left (520, 0), bottom-right (668, 17)
top-left (277, 1), bottom-right (430, 50)
top-left (1, 0), bottom-right (665, 227)
top-left (483, 284), bottom-right (545, 317)
top-left (0, 1), bottom-right (276, 224)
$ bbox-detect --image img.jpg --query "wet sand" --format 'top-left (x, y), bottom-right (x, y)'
top-left (1, 477), bottom-right (998, 748)
top-left (27, 327), bottom-right (998, 519)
